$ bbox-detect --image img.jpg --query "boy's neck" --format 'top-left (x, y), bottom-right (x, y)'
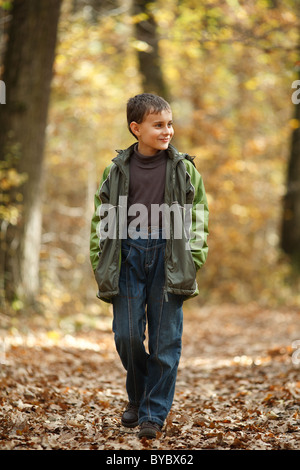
top-left (137, 143), bottom-right (160, 157)
top-left (135, 144), bottom-right (165, 159)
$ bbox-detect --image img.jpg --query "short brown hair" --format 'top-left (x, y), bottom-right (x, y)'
top-left (127, 93), bottom-right (171, 138)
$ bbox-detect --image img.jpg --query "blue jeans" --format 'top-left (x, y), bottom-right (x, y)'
top-left (112, 228), bottom-right (183, 427)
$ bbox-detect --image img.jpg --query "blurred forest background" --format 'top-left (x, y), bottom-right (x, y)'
top-left (0, 0), bottom-right (300, 323)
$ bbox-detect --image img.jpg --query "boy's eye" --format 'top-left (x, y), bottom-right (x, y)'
top-left (154, 122), bottom-right (173, 128)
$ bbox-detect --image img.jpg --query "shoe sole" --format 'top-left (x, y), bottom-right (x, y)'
top-left (138, 430), bottom-right (157, 439)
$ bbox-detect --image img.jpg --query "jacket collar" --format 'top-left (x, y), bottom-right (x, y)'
top-left (167, 144), bottom-right (185, 164)
top-left (113, 143), bottom-right (135, 164)
top-left (113, 143), bottom-right (183, 168)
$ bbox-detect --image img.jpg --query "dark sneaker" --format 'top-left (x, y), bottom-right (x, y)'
top-left (121, 403), bottom-right (139, 428)
top-left (138, 421), bottom-right (162, 439)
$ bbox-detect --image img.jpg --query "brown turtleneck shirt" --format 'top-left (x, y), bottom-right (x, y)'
top-left (127, 145), bottom-right (168, 227)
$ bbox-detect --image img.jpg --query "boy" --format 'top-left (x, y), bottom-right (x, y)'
top-left (90, 93), bottom-right (209, 439)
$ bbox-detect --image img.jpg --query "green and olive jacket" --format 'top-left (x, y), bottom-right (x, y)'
top-left (90, 144), bottom-right (209, 302)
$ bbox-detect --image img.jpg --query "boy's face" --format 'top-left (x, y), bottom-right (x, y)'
top-left (130, 109), bottom-right (174, 156)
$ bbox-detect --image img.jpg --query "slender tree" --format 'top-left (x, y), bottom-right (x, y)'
top-left (281, 65), bottom-right (300, 270)
top-left (281, 18), bottom-right (300, 272)
top-left (0, 0), bottom-right (62, 303)
top-left (132, 0), bottom-right (169, 99)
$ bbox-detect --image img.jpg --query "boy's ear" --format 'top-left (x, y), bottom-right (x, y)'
top-left (129, 121), bottom-right (140, 138)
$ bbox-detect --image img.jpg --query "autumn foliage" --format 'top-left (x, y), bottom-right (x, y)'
top-left (0, 304), bottom-right (299, 450)
top-left (37, 0), bottom-right (299, 316)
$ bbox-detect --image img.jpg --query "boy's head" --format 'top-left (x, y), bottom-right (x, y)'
top-left (127, 93), bottom-right (174, 156)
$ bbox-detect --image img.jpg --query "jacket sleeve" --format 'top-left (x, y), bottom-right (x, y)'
top-left (90, 164), bottom-right (112, 272)
top-left (186, 160), bottom-right (209, 271)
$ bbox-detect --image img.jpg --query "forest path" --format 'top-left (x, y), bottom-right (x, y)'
top-left (0, 303), bottom-right (299, 450)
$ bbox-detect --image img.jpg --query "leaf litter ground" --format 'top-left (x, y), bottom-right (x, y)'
top-left (0, 303), bottom-right (299, 450)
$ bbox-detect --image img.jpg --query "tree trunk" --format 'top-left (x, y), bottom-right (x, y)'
top-left (133, 0), bottom-right (169, 99)
top-left (281, 66), bottom-right (300, 271)
top-left (0, 0), bottom-right (62, 304)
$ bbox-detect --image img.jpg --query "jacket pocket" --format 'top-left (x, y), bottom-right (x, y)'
top-left (167, 238), bottom-right (197, 293)
top-left (95, 239), bottom-right (120, 294)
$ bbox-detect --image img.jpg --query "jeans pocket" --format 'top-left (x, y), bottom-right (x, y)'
top-left (121, 244), bottom-right (132, 264)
